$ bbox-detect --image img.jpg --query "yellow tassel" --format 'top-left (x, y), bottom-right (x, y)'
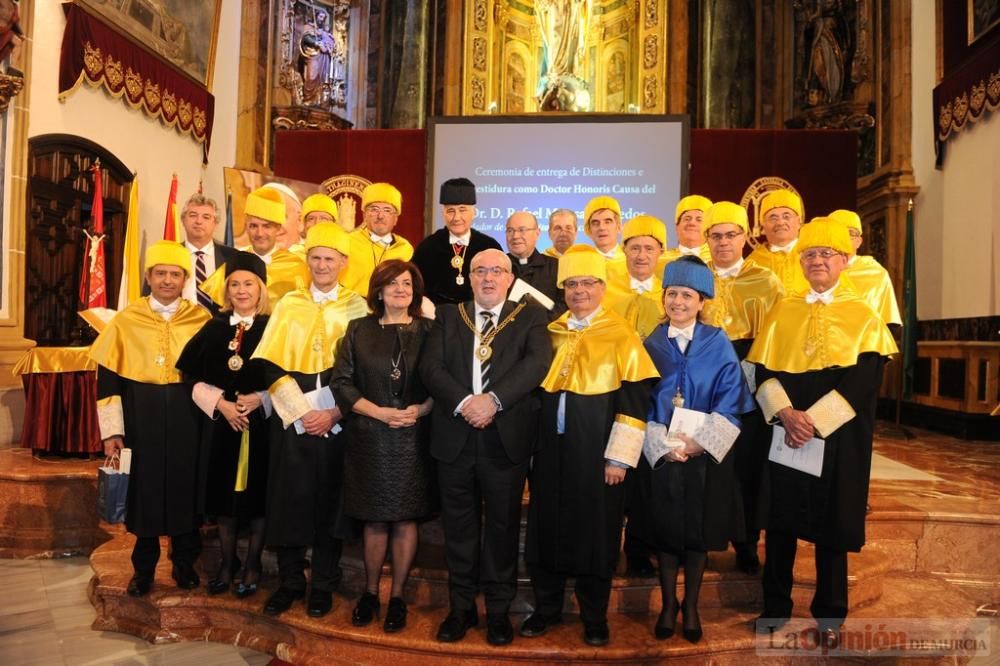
top-left (234, 429), bottom-right (250, 492)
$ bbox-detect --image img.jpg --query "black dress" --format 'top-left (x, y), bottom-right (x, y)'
top-left (330, 315), bottom-right (435, 522)
top-left (176, 314), bottom-right (270, 520)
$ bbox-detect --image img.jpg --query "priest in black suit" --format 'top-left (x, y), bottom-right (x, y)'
top-left (420, 248), bottom-right (552, 647)
top-left (412, 178), bottom-right (502, 305)
top-left (505, 211), bottom-right (566, 319)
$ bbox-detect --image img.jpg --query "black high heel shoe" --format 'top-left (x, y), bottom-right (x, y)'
top-left (233, 569), bottom-right (260, 599)
top-left (681, 599), bottom-right (703, 643)
top-left (655, 597), bottom-right (679, 639)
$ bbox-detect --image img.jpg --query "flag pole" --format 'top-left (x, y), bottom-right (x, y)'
top-left (891, 198), bottom-right (915, 439)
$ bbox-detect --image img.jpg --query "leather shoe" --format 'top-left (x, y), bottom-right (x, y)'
top-left (351, 591), bottom-right (380, 627)
top-left (263, 587), bottom-right (304, 616)
top-left (383, 596), bottom-right (407, 633)
top-left (436, 608), bottom-right (478, 642)
top-left (819, 624), bottom-right (841, 649)
top-left (127, 574), bottom-right (152, 597)
top-left (681, 601), bottom-right (703, 644)
top-left (755, 613), bottom-right (790, 634)
top-left (583, 623), bottom-right (610, 647)
top-left (171, 563), bottom-right (199, 589)
top-left (654, 597), bottom-right (679, 640)
top-left (307, 588), bottom-right (333, 618)
top-left (519, 612), bottom-right (562, 638)
top-left (486, 614), bottom-right (514, 646)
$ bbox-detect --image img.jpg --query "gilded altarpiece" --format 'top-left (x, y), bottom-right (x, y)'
top-left (460, 0), bottom-right (670, 115)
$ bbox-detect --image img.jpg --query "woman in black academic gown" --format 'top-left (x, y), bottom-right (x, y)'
top-left (177, 252), bottom-right (271, 598)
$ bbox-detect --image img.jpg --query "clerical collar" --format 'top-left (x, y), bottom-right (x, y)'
top-left (449, 231), bottom-right (471, 246)
top-left (596, 247), bottom-right (619, 259)
top-left (630, 276), bottom-right (654, 293)
top-left (184, 240), bottom-right (213, 254)
top-left (678, 244), bottom-right (702, 255)
top-left (715, 258), bottom-right (744, 278)
top-left (255, 247), bottom-right (276, 265)
top-left (370, 231), bottom-right (393, 245)
top-left (847, 254), bottom-right (858, 266)
top-left (310, 284), bottom-right (340, 303)
top-left (568, 307), bottom-right (602, 330)
top-left (511, 250), bottom-right (534, 265)
top-left (229, 313), bottom-right (255, 328)
top-left (769, 239), bottom-right (798, 253)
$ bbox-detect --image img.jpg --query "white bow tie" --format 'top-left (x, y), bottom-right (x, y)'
top-left (630, 277), bottom-right (653, 294)
top-left (449, 234), bottom-right (469, 246)
top-left (770, 242), bottom-right (796, 254)
top-left (715, 261), bottom-right (742, 279)
top-left (568, 318), bottom-right (589, 331)
top-left (805, 290), bottom-right (834, 305)
top-left (315, 293), bottom-right (337, 304)
top-left (229, 314), bottom-right (254, 328)
top-left (667, 325), bottom-right (693, 341)
top-left (150, 299), bottom-right (179, 317)
top-left (370, 232), bottom-right (393, 245)
top-left (678, 245), bottom-right (701, 256)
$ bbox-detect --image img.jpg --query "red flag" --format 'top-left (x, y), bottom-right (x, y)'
top-left (80, 163), bottom-right (108, 308)
top-left (163, 173), bottom-right (179, 240)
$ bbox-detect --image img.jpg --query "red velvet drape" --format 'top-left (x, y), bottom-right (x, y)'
top-left (274, 128), bottom-right (856, 240)
top-left (21, 373), bottom-right (102, 454)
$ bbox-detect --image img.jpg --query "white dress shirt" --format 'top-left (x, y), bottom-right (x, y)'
top-left (556, 308), bottom-right (601, 434)
top-left (630, 276), bottom-right (654, 294)
top-left (229, 313), bottom-right (255, 328)
top-left (769, 239), bottom-right (798, 254)
top-left (678, 245), bottom-right (702, 256)
top-left (715, 258), bottom-right (744, 279)
top-left (449, 231), bottom-right (471, 246)
top-left (150, 297), bottom-right (179, 321)
top-left (667, 321), bottom-right (696, 353)
top-left (805, 283), bottom-right (838, 304)
top-left (370, 232), bottom-right (393, 246)
top-left (455, 302), bottom-right (505, 414)
top-left (310, 284), bottom-right (340, 303)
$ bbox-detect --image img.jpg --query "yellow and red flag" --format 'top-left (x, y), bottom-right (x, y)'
top-left (116, 175), bottom-right (141, 309)
top-left (163, 173), bottom-right (180, 240)
top-left (80, 163), bottom-right (107, 308)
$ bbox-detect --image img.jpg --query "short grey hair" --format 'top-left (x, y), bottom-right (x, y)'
top-left (180, 193), bottom-right (219, 221)
top-left (548, 208), bottom-right (578, 224)
top-left (470, 248), bottom-right (512, 272)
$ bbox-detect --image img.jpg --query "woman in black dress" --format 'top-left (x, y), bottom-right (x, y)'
top-left (330, 260), bottom-right (434, 633)
top-left (177, 252), bottom-right (271, 598)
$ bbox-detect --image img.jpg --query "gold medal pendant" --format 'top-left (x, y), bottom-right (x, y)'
top-left (451, 255), bottom-right (464, 269)
top-left (228, 354), bottom-right (244, 371)
top-left (477, 344), bottom-right (493, 362)
top-left (672, 389), bottom-right (685, 408)
top-left (228, 338), bottom-right (239, 351)
top-left (456, 275), bottom-right (465, 286)
top-left (312, 336), bottom-right (323, 353)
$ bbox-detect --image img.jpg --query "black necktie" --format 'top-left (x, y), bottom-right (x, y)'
top-left (194, 250), bottom-right (212, 310)
top-left (480, 311), bottom-right (495, 390)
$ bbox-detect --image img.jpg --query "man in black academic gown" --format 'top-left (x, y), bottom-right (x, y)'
top-left (746, 218), bottom-right (897, 649)
top-left (420, 248), bottom-right (551, 646)
top-left (505, 211), bottom-right (565, 319)
top-left (91, 241), bottom-right (211, 597)
top-left (412, 177), bottom-right (502, 305)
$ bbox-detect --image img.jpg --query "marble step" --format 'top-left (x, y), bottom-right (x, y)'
top-left (89, 535), bottom-right (983, 665)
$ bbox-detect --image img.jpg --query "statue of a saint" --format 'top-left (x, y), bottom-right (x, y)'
top-left (804, 0), bottom-right (849, 105)
top-left (299, 8), bottom-right (336, 107)
top-left (535, 0), bottom-right (593, 112)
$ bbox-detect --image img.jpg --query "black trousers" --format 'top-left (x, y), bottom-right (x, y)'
top-left (131, 530), bottom-right (201, 576)
top-left (762, 530), bottom-right (848, 623)
top-left (272, 536), bottom-right (343, 593)
top-left (528, 564), bottom-right (612, 629)
top-left (437, 425), bottom-right (528, 615)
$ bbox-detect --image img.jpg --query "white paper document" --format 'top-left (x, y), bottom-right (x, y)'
top-left (768, 425), bottom-right (825, 477)
top-left (668, 407), bottom-right (707, 440)
top-left (294, 383), bottom-right (342, 437)
top-left (508, 278), bottom-right (555, 311)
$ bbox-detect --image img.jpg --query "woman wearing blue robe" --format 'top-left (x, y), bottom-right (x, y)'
top-left (631, 256), bottom-right (754, 643)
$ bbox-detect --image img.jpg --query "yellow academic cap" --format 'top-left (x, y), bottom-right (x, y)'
top-left (798, 217), bottom-right (853, 255)
top-left (828, 209), bottom-right (862, 234)
top-left (674, 195), bottom-right (713, 223)
top-left (704, 201), bottom-right (749, 234)
top-left (759, 189), bottom-right (803, 223)
top-left (301, 193), bottom-right (338, 223)
top-left (362, 182), bottom-right (402, 214)
top-left (583, 196), bottom-right (621, 225)
top-left (245, 186), bottom-right (286, 225)
top-left (145, 240), bottom-right (191, 275)
top-left (557, 244), bottom-right (608, 287)
top-left (622, 215), bottom-right (667, 246)
top-left (305, 222), bottom-right (351, 256)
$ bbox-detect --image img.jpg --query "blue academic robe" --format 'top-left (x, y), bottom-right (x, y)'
top-left (630, 321), bottom-right (754, 552)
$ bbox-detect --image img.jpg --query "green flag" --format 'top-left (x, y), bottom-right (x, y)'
top-left (902, 201), bottom-right (917, 398)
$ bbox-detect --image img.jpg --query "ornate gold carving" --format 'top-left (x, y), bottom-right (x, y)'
top-left (473, 36), bottom-right (487, 72)
top-left (0, 69), bottom-right (23, 113)
top-left (643, 34), bottom-right (657, 69)
top-left (320, 174), bottom-right (370, 232)
top-left (472, 76), bottom-right (486, 110)
top-left (645, 0), bottom-right (658, 28)
top-left (474, 0), bottom-right (488, 31)
top-left (274, 1), bottom-right (350, 112)
top-left (643, 74), bottom-right (656, 108)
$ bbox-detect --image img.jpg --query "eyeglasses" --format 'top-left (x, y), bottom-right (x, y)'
top-left (707, 231), bottom-right (744, 242)
top-left (365, 206), bottom-right (396, 216)
top-left (563, 278), bottom-right (602, 289)
top-left (471, 266), bottom-right (510, 277)
top-left (765, 212), bottom-right (798, 223)
top-left (801, 249), bottom-right (843, 261)
top-left (506, 226), bottom-right (539, 236)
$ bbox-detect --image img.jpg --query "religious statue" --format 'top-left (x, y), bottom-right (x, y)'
top-left (800, 0), bottom-right (851, 106)
top-left (0, 0), bottom-right (23, 62)
top-left (535, 0), bottom-right (593, 112)
top-left (299, 8), bottom-right (337, 107)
